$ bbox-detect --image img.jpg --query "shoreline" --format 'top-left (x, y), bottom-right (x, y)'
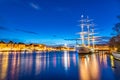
top-left (112, 52), bottom-right (120, 60)
top-left (0, 50), bottom-right (75, 52)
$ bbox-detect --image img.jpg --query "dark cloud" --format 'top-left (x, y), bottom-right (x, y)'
top-left (97, 41), bottom-right (108, 44)
top-left (15, 29), bottom-right (39, 35)
top-left (0, 26), bottom-right (39, 35)
top-left (53, 35), bottom-right (57, 37)
top-left (0, 26), bottom-right (9, 31)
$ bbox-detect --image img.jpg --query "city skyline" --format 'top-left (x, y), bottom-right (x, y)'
top-left (0, 0), bottom-right (120, 45)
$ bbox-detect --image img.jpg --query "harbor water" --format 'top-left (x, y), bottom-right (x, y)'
top-left (0, 51), bottom-right (120, 80)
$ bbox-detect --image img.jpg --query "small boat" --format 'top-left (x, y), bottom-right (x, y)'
top-left (112, 52), bottom-right (120, 60)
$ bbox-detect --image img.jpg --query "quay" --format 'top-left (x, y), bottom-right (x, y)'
top-left (112, 52), bottom-right (120, 60)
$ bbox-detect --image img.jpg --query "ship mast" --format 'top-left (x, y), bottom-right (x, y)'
top-left (91, 23), bottom-right (95, 49)
top-left (86, 16), bottom-right (91, 48)
top-left (80, 15), bottom-right (85, 47)
top-left (79, 15), bottom-right (96, 49)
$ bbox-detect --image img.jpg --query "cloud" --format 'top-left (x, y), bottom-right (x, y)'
top-left (95, 36), bottom-right (111, 44)
top-left (29, 2), bottom-right (41, 10)
top-left (99, 36), bottom-right (111, 40)
top-left (15, 29), bottom-right (39, 35)
top-left (0, 26), bottom-right (9, 31)
top-left (0, 26), bottom-right (39, 35)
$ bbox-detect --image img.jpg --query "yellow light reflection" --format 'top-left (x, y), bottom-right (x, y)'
top-left (79, 55), bottom-right (90, 80)
top-left (0, 52), bottom-right (9, 80)
top-left (90, 54), bottom-right (100, 80)
top-left (110, 55), bottom-right (114, 68)
top-left (35, 54), bottom-right (42, 75)
top-left (79, 54), bottom-right (100, 80)
top-left (63, 51), bottom-right (70, 70)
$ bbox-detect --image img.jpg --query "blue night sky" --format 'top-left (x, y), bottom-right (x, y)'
top-left (0, 0), bottom-right (120, 45)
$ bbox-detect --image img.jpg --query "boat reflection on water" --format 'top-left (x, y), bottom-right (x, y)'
top-left (78, 54), bottom-right (100, 80)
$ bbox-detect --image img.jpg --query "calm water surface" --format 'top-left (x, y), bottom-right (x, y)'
top-left (0, 51), bottom-right (120, 80)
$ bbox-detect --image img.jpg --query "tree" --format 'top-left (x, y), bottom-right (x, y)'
top-left (109, 37), bottom-right (116, 49)
top-left (109, 36), bottom-right (120, 51)
top-left (112, 16), bottom-right (120, 36)
top-left (109, 16), bottom-right (120, 52)
top-left (8, 41), bottom-right (14, 50)
top-left (0, 40), bottom-right (5, 44)
top-left (8, 41), bottom-right (14, 44)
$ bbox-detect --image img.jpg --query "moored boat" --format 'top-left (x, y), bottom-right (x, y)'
top-left (65, 15), bottom-right (99, 54)
top-left (76, 46), bottom-right (93, 54)
top-left (76, 15), bottom-right (96, 54)
top-left (112, 52), bottom-right (120, 60)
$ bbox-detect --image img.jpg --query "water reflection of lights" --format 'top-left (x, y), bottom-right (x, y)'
top-left (0, 51), bottom-right (9, 56)
top-left (47, 54), bottom-right (50, 68)
top-left (43, 55), bottom-right (46, 69)
top-left (0, 51), bottom-right (118, 80)
top-left (0, 51), bottom-right (21, 80)
top-left (64, 51), bottom-right (68, 70)
top-left (0, 54), bottom-right (8, 80)
top-left (90, 54), bottom-right (100, 80)
top-left (72, 53), bottom-right (77, 66)
top-left (11, 53), bottom-right (18, 80)
top-left (79, 55), bottom-right (90, 80)
top-left (103, 54), bottom-right (107, 67)
top-left (99, 52), bottom-right (107, 67)
top-left (79, 54), bottom-right (100, 80)
top-left (53, 54), bottom-right (56, 67)
top-left (35, 54), bottom-right (42, 75)
top-left (35, 51), bottom-right (42, 54)
top-left (63, 51), bottom-right (70, 70)
top-left (110, 55), bottom-right (115, 68)
top-left (27, 54), bottom-right (33, 74)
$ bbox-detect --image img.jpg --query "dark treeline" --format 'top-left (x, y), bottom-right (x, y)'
top-left (0, 40), bottom-right (45, 45)
top-left (109, 16), bottom-right (120, 52)
top-left (0, 40), bottom-right (24, 44)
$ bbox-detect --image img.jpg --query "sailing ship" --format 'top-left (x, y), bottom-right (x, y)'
top-left (76, 15), bottom-right (97, 54)
top-left (65, 15), bottom-right (99, 54)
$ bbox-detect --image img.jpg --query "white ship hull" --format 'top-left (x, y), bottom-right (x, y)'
top-left (76, 47), bottom-right (92, 54)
